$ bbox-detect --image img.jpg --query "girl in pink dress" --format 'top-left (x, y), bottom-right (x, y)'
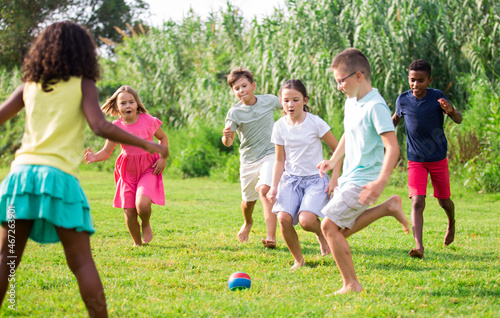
top-left (85, 86), bottom-right (168, 247)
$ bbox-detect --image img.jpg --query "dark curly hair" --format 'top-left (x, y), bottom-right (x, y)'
top-left (21, 20), bottom-right (100, 91)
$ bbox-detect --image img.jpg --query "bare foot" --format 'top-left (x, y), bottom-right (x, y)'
top-left (444, 219), bottom-right (455, 246)
top-left (387, 195), bottom-right (410, 234)
top-left (334, 283), bottom-right (363, 295)
top-left (409, 248), bottom-right (424, 259)
top-left (142, 223), bottom-right (154, 244)
top-left (237, 222), bottom-right (252, 243)
top-left (261, 239), bottom-right (276, 249)
top-left (291, 259), bottom-right (305, 270)
top-left (317, 234), bottom-right (331, 256)
top-left (132, 242), bottom-right (142, 248)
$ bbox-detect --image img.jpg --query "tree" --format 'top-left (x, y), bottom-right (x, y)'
top-left (0, 0), bottom-right (149, 69)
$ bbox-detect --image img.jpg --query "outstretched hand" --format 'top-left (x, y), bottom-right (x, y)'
top-left (84, 147), bottom-right (96, 164)
top-left (358, 179), bottom-right (384, 206)
top-left (317, 160), bottom-right (334, 178)
top-left (266, 186), bottom-right (278, 204)
top-left (438, 98), bottom-right (453, 113)
top-left (152, 157), bottom-right (166, 175)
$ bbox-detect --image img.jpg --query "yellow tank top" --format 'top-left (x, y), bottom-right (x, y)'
top-left (13, 77), bottom-right (85, 178)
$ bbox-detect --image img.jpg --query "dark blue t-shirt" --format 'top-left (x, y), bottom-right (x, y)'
top-left (395, 88), bottom-right (450, 162)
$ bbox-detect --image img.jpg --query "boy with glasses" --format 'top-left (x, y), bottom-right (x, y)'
top-left (317, 48), bottom-right (409, 294)
top-left (393, 59), bottom-right (462, 259)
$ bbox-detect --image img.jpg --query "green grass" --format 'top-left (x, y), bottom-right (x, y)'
top-left (0, 168), bottom-right (499, 317)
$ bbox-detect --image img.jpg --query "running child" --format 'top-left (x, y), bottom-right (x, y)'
top-left (222, 67), bottom-right (282, 248)
top-left (0, 21), bottom-right (167, 317)
top-left (85, 86), bottom-right (168, 247)
top-left (393, 59), bottom-right (462, 259)
top-left (317, 48), bottom-right (409, 294)
top-left (266, 79), bottom-right (340, 269)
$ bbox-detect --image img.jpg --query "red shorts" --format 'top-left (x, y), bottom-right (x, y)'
top-left (407, 158), bottom-right (451, 199)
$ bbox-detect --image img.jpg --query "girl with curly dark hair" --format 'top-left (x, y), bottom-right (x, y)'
top-left (0, 21), bottom-right (168, 317)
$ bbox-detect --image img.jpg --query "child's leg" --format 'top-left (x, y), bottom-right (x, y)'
top-left (258, 185), bottom-right (277, 245)
top-left (238, 200), bottom-right (256, 243)
top-left (298, 211), bottom-right (330, 256)
top-left (410, 195), bottom-right (426, 258)
top-left (136, 195), bottom-right (153, 244)
top-left (0, 220), bottom-right (33, 306)
top-left (56, 226), bottom-right (107, 318)
top-left (437, 198), bottom-right (455, 246)
top-left (321, 218), bottom-right (362, 294)
top-left (277, 212), bottom-right (304, 269)
top-left (123, 208), bottom-right (142, 246)
top-left (342, 195), bottom-right (409, 238)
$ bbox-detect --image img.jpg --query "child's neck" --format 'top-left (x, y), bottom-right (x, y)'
top-left (242, 96), bottom-right (258, 106)
top-left (355, 82), bottom-right (373, 101)
top-left (121, 113), bottom-right (140, 125)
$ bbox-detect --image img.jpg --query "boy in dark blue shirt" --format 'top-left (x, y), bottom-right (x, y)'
top-left (393, 59), bottom-right (462, 259)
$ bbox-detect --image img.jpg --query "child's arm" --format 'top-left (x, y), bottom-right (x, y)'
top-left (152, 127), bottom-right (169, 175)
top-left (84, 139), bottom-right (116, 164)
top-left (81, 79), bottom-right (167, 157)
top-left (392, 113), bottom-right (402, 127)
top-left (321, 131), bottom-right (342, 198)
top-left (317, 134), bottom-right (345, 177)
top-left (266, 144), bottom-right (285, 203)
top-left (0, 85), bottom-right (25, 125)
top-left (358, 131), bottom-right (399, 205)
top-left (438, 98), bottom-right (462, 124)
top-left (222, 126), bottom-right (235, 147)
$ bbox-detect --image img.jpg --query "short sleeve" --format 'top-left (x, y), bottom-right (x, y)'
top-left (314, 115), bottom-right (331, 138)
top-left (395, 94), bottom-right (403, 118)
top-left (147, 114), bottom-right (162, 135)
top-left (370, 103), bottom-right (395, 135)
top-left (271, 120), bottom-right (284, 146)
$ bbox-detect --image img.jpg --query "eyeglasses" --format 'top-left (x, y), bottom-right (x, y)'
top-left (336, 71), bottom-right (364, 86)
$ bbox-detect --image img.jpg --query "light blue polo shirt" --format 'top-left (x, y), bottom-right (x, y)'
top-left (339, 89), bottom-right (394, 187)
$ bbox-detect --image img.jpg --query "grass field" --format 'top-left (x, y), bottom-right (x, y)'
top-left (0, 168), bottom-right (499, 317)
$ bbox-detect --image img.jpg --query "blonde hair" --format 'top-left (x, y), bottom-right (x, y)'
top-left (101, 85), bottom-right (148, 117)
top-left (331, 48), bottom-right (371, 80)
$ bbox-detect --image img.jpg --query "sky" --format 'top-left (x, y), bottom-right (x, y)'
top-left (142, 0), bottom-right (286, 25)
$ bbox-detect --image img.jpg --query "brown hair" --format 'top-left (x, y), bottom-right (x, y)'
top-left (331, 48), bottom-right (371, 80)
top-left (227, 67), bottom-right (254, 88)
top-left (101, 86), bottom-right (148, 117)
top-left (279, 79), bottom-right (312, 113)
top-left (22, 21), bottom-right (100, 92)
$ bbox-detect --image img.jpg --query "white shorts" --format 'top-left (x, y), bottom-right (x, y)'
top-left (321, 183), bottom-right (369, 229)
top-left (240, 154), bottom-right (274, 202)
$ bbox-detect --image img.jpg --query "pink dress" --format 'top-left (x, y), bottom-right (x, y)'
top-left (112, 113), bottom-right (165, 208)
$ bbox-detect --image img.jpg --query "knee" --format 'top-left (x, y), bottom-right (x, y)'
top-left (242, 200), bottom-right (257, 210)
top-left (321, 218), bottom-right (334, 236)
top-left (277, 212), bottom-right (293, 228)
top-left (438, 198), bottom-right (454, 210)
top-left (411, 196), bottom-right (426, 211)
top-left (123, 208), bottom-right (137, 220)
top-left (298, 213), bottom-right (316, 231)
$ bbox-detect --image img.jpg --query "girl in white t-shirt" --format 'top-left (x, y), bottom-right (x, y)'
top-left (267, 79), bottom-right (341, 269)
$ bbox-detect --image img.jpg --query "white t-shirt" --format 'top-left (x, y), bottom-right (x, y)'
top-left (271, 112), bottom-right (331, 176)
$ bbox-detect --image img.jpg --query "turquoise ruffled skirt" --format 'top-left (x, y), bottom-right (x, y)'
top-left (0, 165), bottom-right (95, 244)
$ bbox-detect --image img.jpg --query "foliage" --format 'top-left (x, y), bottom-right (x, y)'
top-left (1, 0), bottom-right (499, 192)
top-left (0, 0), bottom-right (149, 68)
top-left (0, 169), bottom-right (499, 317)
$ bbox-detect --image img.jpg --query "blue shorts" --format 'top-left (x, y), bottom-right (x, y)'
top-left (272, 172), bottom-right (329, 226)
top-left (0, 165), bottom-right (94, 244)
